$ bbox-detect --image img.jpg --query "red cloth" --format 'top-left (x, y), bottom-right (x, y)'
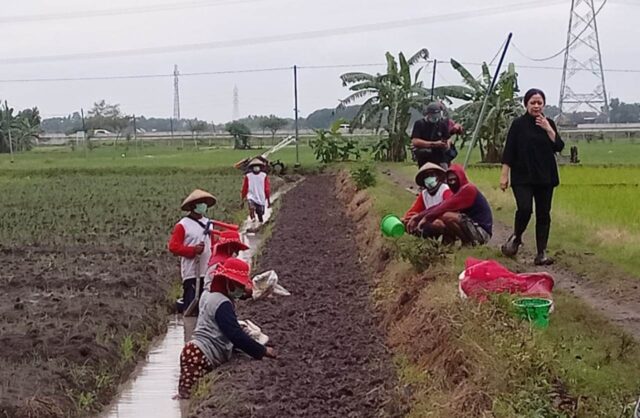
top-left (241, 176), bottom-right (271, 200)
top-left (404, 188), bottom-right (453, 220)
top-left (167, 224), bottom-right (198, 259)
top-left (460, 258), bottom-right (554, 302)
top-left (423, 164), bottom-right (478, 222)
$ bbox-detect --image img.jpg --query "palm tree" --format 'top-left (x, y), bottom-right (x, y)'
top-left (435, 60), bottom-right (523, 163)
top-left (339, 49), bottom-right (430, 162)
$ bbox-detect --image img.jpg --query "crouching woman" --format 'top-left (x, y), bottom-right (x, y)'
top-left (176, 258), bottom-right (277, 399)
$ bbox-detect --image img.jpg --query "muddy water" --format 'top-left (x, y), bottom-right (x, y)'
top-left (100, 317), bottom-right (189, 418)
top-left (98, 180), bottom-right (300, 418)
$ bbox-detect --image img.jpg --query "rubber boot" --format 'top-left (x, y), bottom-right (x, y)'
top-left (501, 234), bottom-right (522, 257)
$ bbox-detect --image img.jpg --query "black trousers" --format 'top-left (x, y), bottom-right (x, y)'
top-left (512, 185), bottom-right (554, 254)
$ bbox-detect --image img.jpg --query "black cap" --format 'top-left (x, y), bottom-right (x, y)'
top-left (425, 102), bottom-right (442, 115)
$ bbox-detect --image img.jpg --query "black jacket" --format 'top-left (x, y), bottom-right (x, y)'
top-left (502, 114), bottom-right (565, 187)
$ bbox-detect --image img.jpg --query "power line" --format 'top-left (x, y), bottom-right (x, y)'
top-left (0, 0), bottom-right (566, 65)
top-left (3, 60), bottom-right (640, 84)
top-left (512, 0), bottom-right (608, 62)
top-left (0, 0), bottom-right (267, 24)
top-left (0, 66), bottom-right (292, 83)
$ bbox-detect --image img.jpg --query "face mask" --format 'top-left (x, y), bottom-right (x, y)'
top-left (194, 203), bottom-right (208, 215)
top-left (426, 113), bottom-right (441, 123)
top-left (424, 176), bottom-right (438, 189)
top-left (252, 166), bottom-right (261, 173)
top-left (229, 286), bottom-right (245, 300)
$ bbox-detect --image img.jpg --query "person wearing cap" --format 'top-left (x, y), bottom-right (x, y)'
top-left (407, 164), bottom-right (493, 246)
top-left (168, 189), bottom-right (216, 315)
top-left (402, 162), bottom-right (453, 238)
top-left (241, 158), bottom-right (271, 224)
top-left (176, 258), bottom-right (277, 399)
top-left (204, 230), bottom-right (250, 291)
top-left (411, 102), bottom-right (463, 168)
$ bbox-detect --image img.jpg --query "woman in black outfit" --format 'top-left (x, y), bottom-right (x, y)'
top-left (500, 88), bottom-right (565, 265)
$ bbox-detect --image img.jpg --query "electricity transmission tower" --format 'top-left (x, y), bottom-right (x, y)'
top-left (559, 0), bottom-right (608, 120)
top-left (232, 85), bottom-right (240, 121)
top-left (173, 64), bottom-right (181, 121)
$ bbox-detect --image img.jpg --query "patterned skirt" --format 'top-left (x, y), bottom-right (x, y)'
top-left (178, 341), bottom-right (214, 398)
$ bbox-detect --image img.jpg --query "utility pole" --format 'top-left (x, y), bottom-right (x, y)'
top-left (293, 65), bottom-right (300, 167)
top-left (81, 108), bottom-right (87, 157)
top-left (133, 114), bottom-right (138, 154)
top-left (173, 65), bottom-right (181, 121)
top-left (4, 101), bottom-right (14, 163)
top-left (430, 59), bottom-right (437, 101)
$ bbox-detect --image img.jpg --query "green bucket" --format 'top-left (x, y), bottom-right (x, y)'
top-left (513, 298), bottom-right (552, 328)
top-left (380, 214), bottom-right (405, 238)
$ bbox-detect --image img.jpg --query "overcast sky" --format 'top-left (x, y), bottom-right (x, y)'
top-left (0, 0), bottom-right (637, 122)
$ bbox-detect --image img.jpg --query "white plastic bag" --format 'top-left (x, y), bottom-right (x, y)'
top-left (251, 270), bottom-right (291, 300)
top-left (238, 319), bottom-right (269, 345)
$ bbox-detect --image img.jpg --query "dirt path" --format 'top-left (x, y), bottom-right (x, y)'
top-left (191, 175), bottom-right (401, 418)
top-left (383, 167), bottom-right (640, 340)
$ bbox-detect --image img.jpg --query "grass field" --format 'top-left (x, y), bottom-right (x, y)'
top-left (0, 142), bottom-right (319, 171)
top-left (365, 170), bottom-right (640, 417)
top-left (394, 162), bottom-right (640, 277)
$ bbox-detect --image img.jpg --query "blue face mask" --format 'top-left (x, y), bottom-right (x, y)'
top-left (424, 176), bottom-right (439, 189)
top-left (194, 203), bottom-right (208, 215)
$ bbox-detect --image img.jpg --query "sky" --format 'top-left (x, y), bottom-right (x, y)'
top-left (0, 0), bottom-right (638, 122)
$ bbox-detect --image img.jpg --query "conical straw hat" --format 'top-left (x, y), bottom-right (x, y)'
top-left (181, 189), bottom-right (217, 211)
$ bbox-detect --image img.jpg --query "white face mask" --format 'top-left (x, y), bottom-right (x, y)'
top-left (226, 281), bottom-right (245, 299)
top-left (252, 166), bottom-right (261, 173)
top-left (194, 203), bottom-right (208, 215)
top-left (424, 176), bottom-right (439, 189)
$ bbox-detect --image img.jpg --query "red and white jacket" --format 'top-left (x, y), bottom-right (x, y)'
top-left (241, 172), bottom-right (270, 206)
top-left (403, 184), bottom-right (453, 220)
top-left (168, 216), bottom-right (213, 280)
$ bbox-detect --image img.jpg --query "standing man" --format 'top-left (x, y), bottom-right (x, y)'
top-left (241, 159), bottom-right (271, 224)
top-left (411, 102), bottom-right (463, 168)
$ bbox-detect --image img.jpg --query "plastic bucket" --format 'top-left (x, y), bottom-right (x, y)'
top-left (513, 298), bottom-right (552, 328)
top-left (380, 214), bottom-right (405, 238)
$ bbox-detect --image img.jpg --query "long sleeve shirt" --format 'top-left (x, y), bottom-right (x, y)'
top-left (241, 172), bottom-right (271, 206)
top-left (191, 291), bottom-right (267, 366)
top-left (502, 114), bottom-right (565, 187)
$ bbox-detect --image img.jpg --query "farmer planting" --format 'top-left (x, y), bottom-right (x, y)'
top-left (204, 229), bottom-right (249, 291)
top-left (241, 158), bottom-right (271, 223)
top-left (176, 258), bottom-right (277, 399)
top-left (407, 164), bottom-right (492, 246)
top-left (403, 162), bottom-right (453, 239)
top-left (168, 189), bottom-right (216, 315)
top-left (500, 88), bottom-right (565, 265)
top-left (411, 101), bottom-right (464, 168)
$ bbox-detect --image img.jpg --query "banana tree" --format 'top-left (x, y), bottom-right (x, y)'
top-left (435, 59), bottom-right (523, 163)
top-left (339, 48), bottom-right (430, 162)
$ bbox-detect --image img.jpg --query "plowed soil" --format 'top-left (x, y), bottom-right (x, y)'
top-left (192, 175), bottom-right (402, 418)
top-left (0, 245), bottom-right (175, 418)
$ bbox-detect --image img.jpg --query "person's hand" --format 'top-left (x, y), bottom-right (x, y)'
top-left (407, 214), bottom-right (421, 233)
top-left (535, 115), bottom-right (552, 132)
top-left (239, 200), bottom-right (244, 209)
top-left (265, 347), bottom-right (277, 359)
top-left (194, 242), bottom-right (205, 255)
top-left (417, 217), bottom-right (428, 231)
top-left (500, 173), bottom-right (509, 191)
top-left (451, 123), bottom-right (464, 135)
top-left (267, 200), bottom-right (271, 209)
top-left (445, 139), bottom-right (453, 150)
